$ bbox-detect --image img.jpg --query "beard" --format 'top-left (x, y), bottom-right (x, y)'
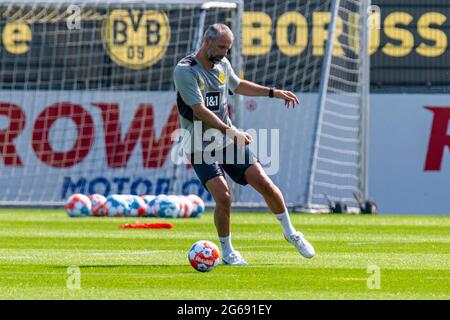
top-left (207, 50), bottom-right (224, 64)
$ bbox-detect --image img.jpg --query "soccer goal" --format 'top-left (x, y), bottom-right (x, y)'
top-left (304, 0), bottom-right (372, 212)
top-left (0, 0), bottom-right (371, 212)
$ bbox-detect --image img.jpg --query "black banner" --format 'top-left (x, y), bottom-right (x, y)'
top-left (371, 0), bottom-right (450, 91)
top-left (0, 1), bottom-right (449, 92)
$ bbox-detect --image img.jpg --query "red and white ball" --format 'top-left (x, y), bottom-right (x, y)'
top-left (88, 194), bottom-right (106, 216)
top-left (179, 195), bottom-right (194, 218)
top-left (188, 240), bottom-right (221, 272)
top-left (65, 193), bottom-right (92, 217)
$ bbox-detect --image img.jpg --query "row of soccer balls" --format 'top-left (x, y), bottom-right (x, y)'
top-left (65, 193), bottom-right (205, 218)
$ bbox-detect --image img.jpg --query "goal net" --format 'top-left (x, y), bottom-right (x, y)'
top-left (305, 0), bottom-right (371, 211)
top-left (0, 0), bottom-right (370, 211)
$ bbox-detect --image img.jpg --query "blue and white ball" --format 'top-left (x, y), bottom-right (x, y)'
top-left (167, 195), bottom-right (183, 218)
top-left (104, 194), bottom-right (130, 217)
top-left (154, 194), bottom-right (179, 218)
top-left (126, 195), bottom-right (147, 217)
top-left (140, 195), bottom-right (156, 206)
top-left (187, 194), bottom-right (205, 217)
top-left (144, 195), bottom-right (158, 217)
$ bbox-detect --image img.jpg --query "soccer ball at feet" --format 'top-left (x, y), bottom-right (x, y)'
top-left (188, 240), bottom-right (220, 272)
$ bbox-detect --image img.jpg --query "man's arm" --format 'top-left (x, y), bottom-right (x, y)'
top-left (234, 80), bottom-right (300, 108)
top-left (191, 103), bottom-right (252, 145)
top-left (191, 103), bottom-right (229, 134)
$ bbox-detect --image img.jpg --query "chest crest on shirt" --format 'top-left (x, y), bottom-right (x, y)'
top-left (218, 72), bottom-right (225, 84)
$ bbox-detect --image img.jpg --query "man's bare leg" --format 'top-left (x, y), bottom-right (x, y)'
top-left (244, 163), bottom-right (316, 259)
top-left (205, 176), bottom-right (248, 265)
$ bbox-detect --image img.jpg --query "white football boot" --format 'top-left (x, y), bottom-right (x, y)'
top-left (222, 251), bottom-right (248, 266)
top-left (285, 231), bottom-right (316, 259)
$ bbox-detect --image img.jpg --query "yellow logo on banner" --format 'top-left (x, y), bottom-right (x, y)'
top-left (2, 22), bottom-right (31, 55)
top-left (218, 72), bottom-right (225, 84)
top-left (102, 9), bottom-right (171, 69)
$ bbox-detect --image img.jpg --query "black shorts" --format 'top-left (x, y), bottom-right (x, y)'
top-left (189, 144), bottom-right (258, 191)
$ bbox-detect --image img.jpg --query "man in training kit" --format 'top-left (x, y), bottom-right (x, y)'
top-left (174, 23), bottom-right (315, 265)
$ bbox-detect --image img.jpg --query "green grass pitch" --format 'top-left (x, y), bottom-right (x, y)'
top-left (0, 209), bottom-right (449, 300)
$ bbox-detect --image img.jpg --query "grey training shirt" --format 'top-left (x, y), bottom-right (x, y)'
top-left (173, 54), bottom-right (241, 154)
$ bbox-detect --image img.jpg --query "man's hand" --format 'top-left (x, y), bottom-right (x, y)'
top-left (234, 80), bottom-right (300, 109)
top-left (274, 89), bottom-right (300, 109)
top-left (226, 126), bottom-right (253, 146)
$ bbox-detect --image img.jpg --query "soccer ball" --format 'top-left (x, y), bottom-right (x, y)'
top-left (167, 195), bottom-right (183, 218)
top-left (143, 195), bottom-right (158, 217)
top-left (187, 194), bottom-right (205, 217)
top-left (88, 194), bottom-right (106, 216)
top-left (126, 195), bottom-right (147, 217)
top-left (103, 194), bottom-right (130, 217)
top-left (188, 240), bottom-right (221, 272)
top-left (179, 195), bottom-right (194, 218)
top-left (140, 195), bottom-right (156, 217)
top-left (154, 194), bottom-right (180, 218)
top-left (65, 193), bottom-right (92, 217)
top-left (140, 195), bottom-right (156, 206)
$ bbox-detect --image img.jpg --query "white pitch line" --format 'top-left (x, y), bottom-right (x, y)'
top-left (328, 277), bottom-right (367, 281)
top-left (1, 271), bottom-right (210, 278)
top-left (348, 240), bottom-right (432, 245)
top-left (238, 245), bottom-right (287, 249)
top-left (88, 250), bottom-right (171, 256)
top-left (425, 277), bottom-right (450, 280)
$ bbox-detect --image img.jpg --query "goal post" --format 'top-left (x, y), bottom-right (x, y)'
top-left (304, 0), bottom-right (371, 212)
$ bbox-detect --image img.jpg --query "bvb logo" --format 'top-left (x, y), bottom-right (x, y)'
top-left (102, 9), bottom-right (170, 69)
top-left (218, 72), bottom-right (225, 84)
